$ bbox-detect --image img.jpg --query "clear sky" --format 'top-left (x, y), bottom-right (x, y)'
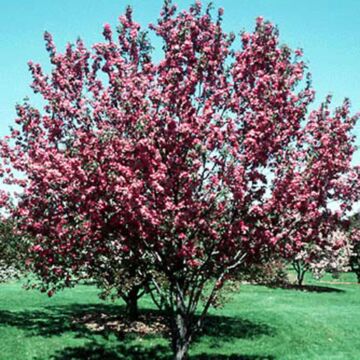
top-left (1, 0), bottom-right (360, 151)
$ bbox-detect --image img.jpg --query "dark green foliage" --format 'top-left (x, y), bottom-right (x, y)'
top-left (349, 213), bottom-right (360, 282)
top-left (0, 219), bottom-right (29, 282)
top-left (237, 259), bottom-right (289, 287)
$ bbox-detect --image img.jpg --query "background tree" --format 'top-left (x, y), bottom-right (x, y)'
top-left (349, 213), bottom-right (360, 282)
top-left (290, 230), bottom-right (353, 286)
top-left (266, 92), bottom-right (360, 287)
top-left (1, 1), bottom-right (359, 359)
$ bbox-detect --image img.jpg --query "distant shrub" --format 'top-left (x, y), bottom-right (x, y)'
top-left (0, 220), bottom-right (29, 282)
top-left (239, 259), bottom-right (289, 287)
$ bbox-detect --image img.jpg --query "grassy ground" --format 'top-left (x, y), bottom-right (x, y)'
top-left (0, 272), bottom-right (359, 360)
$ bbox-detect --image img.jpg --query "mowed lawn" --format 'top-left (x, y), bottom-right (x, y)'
top-left (0, 273), bottom-right (359, 360)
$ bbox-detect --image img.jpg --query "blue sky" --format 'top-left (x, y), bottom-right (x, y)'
top-left (1, 0), bottom-right (360, 154)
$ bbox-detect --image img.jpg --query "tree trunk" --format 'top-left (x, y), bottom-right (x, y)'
top-left (293, 260), bottom-right (306, 287)
top-left (174, 341), bottom-right (190, 360)
top-left (171, 312), bottom-right (191, 360)
top-left (125, 286), bottom-right (140, 321)
top-left (171, 294), bottom-right (191, 360)
top-left (297, 270), bottom-right (305, 287)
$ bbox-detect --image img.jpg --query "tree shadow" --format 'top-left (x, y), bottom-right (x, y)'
top-left (201, 316), bottom-right (273, 340)
top-left (0, 304), bottom-right (126, 339)
top-left (192, 315), bottom-right (274, 352)
top-left (45, 341), bottom-right (171, 360)
top-left (45, 341), bottom-right (275, 360)
top-left (274, 284), bottom-right (345, 293)
top-left (0, 303), bottom-right (274, 340)
top-left (0, 304), bottom-right (275, 359)
top-left (193, 355), bottom-right (275, 360)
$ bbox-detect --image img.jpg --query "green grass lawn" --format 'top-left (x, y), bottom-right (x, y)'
top-left (0, 273), bottom-right (359, 360)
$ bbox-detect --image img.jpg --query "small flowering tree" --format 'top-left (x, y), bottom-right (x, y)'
top-left (291, 230), bottom-right (353, 286)
top-left (266, 92), bottom-right (360, 287)
top-left (1, 1), bottom-right (359, 359)
top-left (313, 231), bottom-right (353, 279)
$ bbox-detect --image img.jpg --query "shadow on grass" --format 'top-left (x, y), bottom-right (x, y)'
top-left (0, 304), bottom-right (127, 339)
top-left (0, 304), bottom-right (275, 359)
top-left (201, 316), bottom-right (273, 340)
top-left (193, 355), bottom-right (275, 360)
top-left (46, 340), bottom-right (274, 360)
top-left (274, 284), bottom-right (345, 293)
top-left (47, 341), bottom-right (170, 360)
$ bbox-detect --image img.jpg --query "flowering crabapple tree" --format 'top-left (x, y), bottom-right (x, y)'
top-left (290, 230), bottom-right (353, 286)
top-left (1, 1), bottom-right (360, 358)
top-left (313, 231), bottom-right (353, 279)
top-left (267, 92), bottom-right (360, 287)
